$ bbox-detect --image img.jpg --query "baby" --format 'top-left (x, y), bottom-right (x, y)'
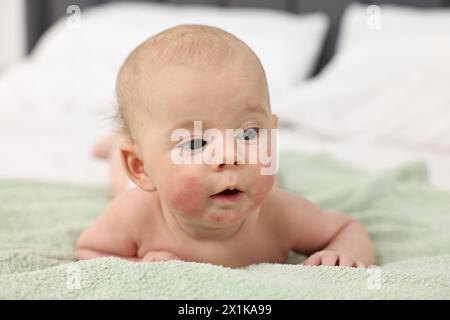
top-left (77, 25), bottom-right (374, 268)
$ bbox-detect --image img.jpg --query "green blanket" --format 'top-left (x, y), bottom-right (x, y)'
top-left (1, 152), bottom-right (449, 299)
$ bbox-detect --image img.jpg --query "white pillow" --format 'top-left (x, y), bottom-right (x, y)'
top-left (279, 3), bottom-right (450, 152)
top-left (31, 2), bottom-right (329, 113)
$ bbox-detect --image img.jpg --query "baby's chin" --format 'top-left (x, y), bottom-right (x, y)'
top-left (168, 190), bottom-right (266, 226)
top-left (204, 209), bottom-right (248, 224)
top-left (202, 200), bottom-right (263, 225)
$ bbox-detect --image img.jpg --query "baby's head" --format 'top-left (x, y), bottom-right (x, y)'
top-left (117, 25), bottom-right (278, 229)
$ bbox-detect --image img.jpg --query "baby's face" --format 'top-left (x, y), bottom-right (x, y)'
top-left (135, 61), bottom-right (277, 226)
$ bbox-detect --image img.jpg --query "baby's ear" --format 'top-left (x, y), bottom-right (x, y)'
top-left (271, 114), bottom-right (279, 128)
top-left (119, 139), bottom-right (156, 192)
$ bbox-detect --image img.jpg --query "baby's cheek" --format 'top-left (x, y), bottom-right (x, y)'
top-left (165, 177), bottom-right (205, 215)
top-left (252, 174), bottom-right (276, 205)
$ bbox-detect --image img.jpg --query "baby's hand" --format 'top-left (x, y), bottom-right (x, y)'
top-left (141, 250), bottom-right (182, 262)
top-left (301, 250), bottom-right (365, 268)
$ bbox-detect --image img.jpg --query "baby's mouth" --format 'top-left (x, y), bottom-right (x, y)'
top-left (210, 188), bottom-right (243, 202)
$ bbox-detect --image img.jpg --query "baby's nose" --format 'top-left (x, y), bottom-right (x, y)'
top-left (207, 135), bottom-right (243, 171)
top-left (212, 147), bottom-right (241, 171)
top-left (212, 160), bottom-right (240, 171)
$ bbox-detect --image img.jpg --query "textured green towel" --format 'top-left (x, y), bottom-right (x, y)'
top-left (1, 152), bottom-right (449, 299)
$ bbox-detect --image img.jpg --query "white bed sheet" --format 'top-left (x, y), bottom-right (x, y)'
top-left (278, 130), bottom-right (450, 191)
top-left (0, 59), bottom-right (111, 187)
top-left (275, 62), bottom-right (450, 190)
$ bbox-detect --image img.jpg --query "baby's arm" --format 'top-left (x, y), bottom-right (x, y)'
top-left (76, 190), bottom-right (141, 261)
top-left (274, 188), bottom-right (374, 267)
top-left (76, 189), bottom-right (180, 262)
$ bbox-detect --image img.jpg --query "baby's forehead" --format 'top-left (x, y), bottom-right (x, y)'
top-left (152, 62), bottom-right (267, 109)
top-left (157, 102), bottom-right (270, 139)
top-left (117, 25), bottom-right (269, 138)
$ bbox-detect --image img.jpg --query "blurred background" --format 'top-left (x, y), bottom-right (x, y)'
top-left (0, 0), bottom-right (26, 70)
top-left (1, 0), bottom-right (449, 190)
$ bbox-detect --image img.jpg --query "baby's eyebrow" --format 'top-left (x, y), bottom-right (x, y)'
top-left (166, 120), bottom-right (205, 138)
top-left (170, 119), bottom-right (200, 131)
top-left (244, 104), bottom-right (269, 116)
top-left (175, 120), bottom-right (193, 129)
top-left (166, 104), bottom-right (268, 133)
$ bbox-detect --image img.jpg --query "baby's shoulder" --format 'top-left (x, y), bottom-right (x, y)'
top-left (115, 187), bottom-right (157, 205)
top-left (106, 187), bottom-right (162, 225)
top-left (261, 187), bottom-right (315, 225)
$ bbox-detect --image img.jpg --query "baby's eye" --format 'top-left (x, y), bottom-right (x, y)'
top-left (237, 128), bottom-right (259, 141)
top-left (181, 138), bottom-right (207, 150)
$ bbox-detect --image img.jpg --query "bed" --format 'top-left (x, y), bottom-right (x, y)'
top-left (0, 0), bottom-right (449, 299)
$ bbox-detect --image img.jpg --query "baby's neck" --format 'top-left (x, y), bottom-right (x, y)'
top-left (160, 204), bottom-right (260, 241)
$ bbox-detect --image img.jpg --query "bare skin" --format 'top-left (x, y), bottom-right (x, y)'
top-left (77, 25), bottom-right (375, 268)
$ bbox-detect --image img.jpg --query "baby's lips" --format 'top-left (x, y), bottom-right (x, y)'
top-left (210, 188), bottom-right (243, 202)
top-left (210, 184), bottom-right (244, 197)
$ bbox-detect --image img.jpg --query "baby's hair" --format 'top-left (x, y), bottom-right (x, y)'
top-left (115, 24), bottom-right (267, 141)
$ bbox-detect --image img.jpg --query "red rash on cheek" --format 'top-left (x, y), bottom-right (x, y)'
top-left (168, 177), bottom-right (204, 214)
top-left (253, 175), bottom-right (276, 205)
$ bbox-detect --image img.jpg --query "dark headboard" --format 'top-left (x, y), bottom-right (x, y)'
top-left (25, 0), bottom-right (450, 75)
